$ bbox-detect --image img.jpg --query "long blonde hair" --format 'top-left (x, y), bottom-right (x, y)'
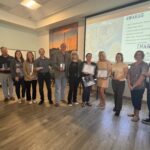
top-left (99, 51), bottom-right (106, 61)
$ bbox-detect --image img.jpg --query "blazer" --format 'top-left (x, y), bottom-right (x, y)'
top-left (23, 61), bottom-right (37, 81)
top-left (52, 50), bottom-right (71, 78)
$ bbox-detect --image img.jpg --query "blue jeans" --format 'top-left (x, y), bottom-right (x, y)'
top-left (146, 83), bottom-right (150, 118)
top-left (1, 74), bottom-right (14, 98)
top-left (131, 88), bottom-right (145, 110)
top-left (55, 76), bottom-right (67, 103)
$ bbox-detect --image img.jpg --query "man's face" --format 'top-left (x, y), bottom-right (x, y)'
top-left (60, 44), bottom-right (67, 52)
top-left (39, 48), bottom-right (45, 56)
top-left (1, 47), bottom-right (8, 56)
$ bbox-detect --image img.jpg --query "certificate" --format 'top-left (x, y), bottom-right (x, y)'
top-left (30, 64), bottom-right (34, 76)
top-left (97, 70), bottom-right (108, 78)
top-left (82, 76), bottom-right (96, 87)
top-left (82, 64), bottom-right (95, 75)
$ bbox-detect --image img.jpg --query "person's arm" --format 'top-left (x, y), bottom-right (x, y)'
top-left (10, 59), bottom-right (16, 79)
top-left (127, 68), bottom-right (133, 90)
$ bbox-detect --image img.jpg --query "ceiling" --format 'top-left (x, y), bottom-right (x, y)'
top-left (0, 0), bottom-right (148, 29)
top-left (0, 0), bottom-right (89, 21)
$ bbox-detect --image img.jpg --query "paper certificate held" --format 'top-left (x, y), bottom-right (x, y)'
top-left (82, 76), bottom-right (96, 87)
top-left (97, 70), bottom-right (108, 78)
top-left (82, 64), bottom-right (95, 75)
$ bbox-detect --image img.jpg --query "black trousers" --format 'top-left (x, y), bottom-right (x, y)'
top-left (82, 82), bottom-right (92, 103)
top-left (25, 80), bottom-right (37, 101)
top-left (15, 78), bottom-right (26, 99)
top-left (38, 72), bottom-right (52, 102)
top-left (112, 80), bottom-right (125, 113)
top-left (68, 77), bottom-right (80, 104)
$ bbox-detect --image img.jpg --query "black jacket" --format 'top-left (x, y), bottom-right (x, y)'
top-left (68, 60), bottom-right (82, 78)
top-left (0, 55), bottom-right (14, 74)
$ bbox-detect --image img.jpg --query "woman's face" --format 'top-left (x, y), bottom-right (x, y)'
top-left (99, 52), bottom-right (106, 61)
top-left (86, 54), bottom-right (92, 62)
top-left (27, 53), bottom-right (33, 61)
top-left (116, 54), bottom-right (122, 62)
top-left (135, 52), bottom-right (143, 62)
top-left (72, 54), bottom-right (78, 61)
top-left (16, 51), bottom-right (21, 59)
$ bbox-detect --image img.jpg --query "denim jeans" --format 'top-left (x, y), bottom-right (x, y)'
top-left (0, 74), bottom-right (14, 98)
top-left (55, 75), bottom-right (67, 103)
top-left (131, 88), bottom-right (145, 110)
top-left (146, 82), bottom-right (150, 118)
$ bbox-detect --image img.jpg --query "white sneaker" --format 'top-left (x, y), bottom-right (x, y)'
top-left (68, 104), bottom-right (73, 107)
top-left (28, 101), bottom-right (32, 105)
top-left (74, 102), bottom-right (79, 105)
top-left (18, 99), bottom-right (22, 104)
top-left (32, 99), bottom-right (37, 104)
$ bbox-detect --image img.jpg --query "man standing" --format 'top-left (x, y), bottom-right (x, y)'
top-left (0, 47), bottom-right (15, 102)
top-left (35, 48), bottom-right (53, 105)
top-left (53, 43), bottom-right (71, 107)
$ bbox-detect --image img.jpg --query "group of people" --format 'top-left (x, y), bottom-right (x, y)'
top-left (0, 44), bottom-right (150, 125)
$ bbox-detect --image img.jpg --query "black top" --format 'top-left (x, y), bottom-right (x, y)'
top-left (0, 55), bottom-right (14, 74)
top-left (10, 59), bottom-right (24, 79)
top-left (34, 57), bottom-right (52, 74)
top-left (68, 61), bottom-right (82, 78)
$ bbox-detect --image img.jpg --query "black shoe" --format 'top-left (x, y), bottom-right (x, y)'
top-left (38, 101), bottom-right (44, 105)
top-left (49, 100), bottom-right (54, 105)
top-left (61, 100), bottom-right (67, 104)
top-left (10, 97), bottom-right (15, 101)
top-left (86, 102), bottom-right (92, 107)
top-left (113, 107), bottom-right (116, 112)
top-left (142, 118), bottom-right (150, 125)
top-left (4, 98), bottom-right (9, 102)
top-left (115, 112), bottom-right (120, 116)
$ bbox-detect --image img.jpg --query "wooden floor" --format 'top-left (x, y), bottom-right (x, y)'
top-left (0, 87), bottom-right (150, 150)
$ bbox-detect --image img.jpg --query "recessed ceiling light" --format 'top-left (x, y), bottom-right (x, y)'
top-left (21, 0), bottom-right (41, 10)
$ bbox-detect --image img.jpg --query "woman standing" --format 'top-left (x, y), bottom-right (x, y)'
top-left (23, 52), bottom-right (37, 104)
top-left (67, 51), bottom-right (82, 106)
top-left (111, 53), bottom-right (128, 116)
top-left (97, 51), bottom-right (111, 109)
top-left (81, 53), bottom-right (97, 107)
top-left (11, 50), bottom-right (26, 103)
top-left (128, 50), bottom-right (148, 122)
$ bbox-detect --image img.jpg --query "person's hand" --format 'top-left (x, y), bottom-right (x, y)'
top-left (59, 67), bottom-right (64, 72)
top-left (36, 67), bottom-right (43, 71)
top-left (15, 77), bottom-right (19, 81)
top-left (144, 72), bottom-right (150, 77)
top-left (0, 68), bottom-right (5, 71)
top-left (128, 84), bottom-right (133, 90)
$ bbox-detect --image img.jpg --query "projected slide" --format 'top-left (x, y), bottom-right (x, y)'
top-left (85, 7), bottom-right (150, 62)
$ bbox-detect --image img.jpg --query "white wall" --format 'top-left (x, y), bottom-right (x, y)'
top-left (0, 23), bottom-right (38, 52)
top-left (37, 30), bottom-right (50, 57)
